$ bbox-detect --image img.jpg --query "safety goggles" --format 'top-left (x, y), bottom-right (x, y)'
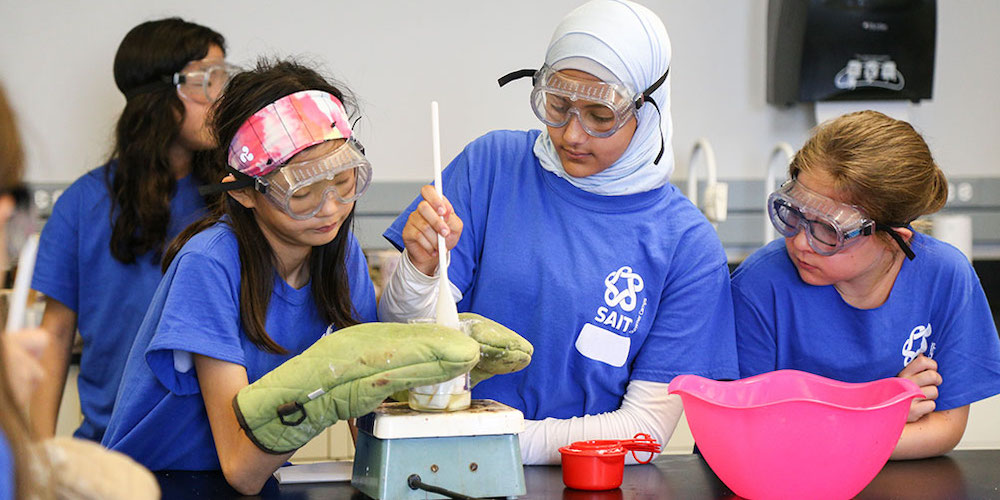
top-left (499, 64), bottom-right (669, 163)
top-left (499, 64), bottom-right (666, 137)
top-left (258, 137), bottom-right (372, 219)
top-left (531, 65), bottom-right (638, 137)
top-left (767, 180), bottom-right (914, 259)
top-left (173, 62), bottom-right (240, 104)
top-left (201, 89), bottom-right (373, 219)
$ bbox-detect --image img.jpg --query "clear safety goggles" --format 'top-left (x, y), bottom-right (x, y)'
top-left (498, 64), bottom-right (669, 163)
top-left (767, 180), bottom-right (914, 259)
top-left (257, 137), bottom-right (373, 220)
top-left (528, 65), bottom-right (638, 138)
top-left (173, 62), bottom-right (240, 104)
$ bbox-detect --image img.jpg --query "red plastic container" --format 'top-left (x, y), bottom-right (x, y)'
top-left (559, 434), bottom-right (660, 491)
top-left (559, 444), bottom-right (627, 490)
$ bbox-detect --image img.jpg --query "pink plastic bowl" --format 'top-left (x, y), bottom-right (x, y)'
top-left (668, 370), bottom-right (923, 500)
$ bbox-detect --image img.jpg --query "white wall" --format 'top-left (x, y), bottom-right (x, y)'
top-left (1, 1), bottom-right (998, 186)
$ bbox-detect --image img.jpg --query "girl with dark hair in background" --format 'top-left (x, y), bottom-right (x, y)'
top-left (30, 17), bottom-right (235, 442)
top-left (103, 59), bottom-right (377, 495)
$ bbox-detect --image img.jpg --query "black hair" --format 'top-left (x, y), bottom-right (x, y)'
top-left (164, 58), bottom-right (361, 353)
top-left (108, 17), bottom-right (226, 264)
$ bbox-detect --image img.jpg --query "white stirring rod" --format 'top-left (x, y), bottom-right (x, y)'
top-left (431, 101), bottom-right (460, 330)
top-left (5, 233), bottom-right (40, 333)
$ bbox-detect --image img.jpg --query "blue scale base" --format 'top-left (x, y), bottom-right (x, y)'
top-left (351, 430), bottom-right (526, 499)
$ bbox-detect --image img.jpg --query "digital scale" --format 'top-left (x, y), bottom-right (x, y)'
top-left (351, 399), bottom-right (526, 499)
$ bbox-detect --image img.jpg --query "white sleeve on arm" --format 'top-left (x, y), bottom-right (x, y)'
top-left (377, 249), bottom-right (463, 322)
top-left (518, 380), bottom-right (683, 465)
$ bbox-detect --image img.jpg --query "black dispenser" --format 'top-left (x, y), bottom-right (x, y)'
top-left (767, 0), bottom-right (936, 105)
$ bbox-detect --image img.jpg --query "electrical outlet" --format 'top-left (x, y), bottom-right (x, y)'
top-left (947, 182), bottom-right (974, 203)
top-left (28, 184), bottom-right (70, 217)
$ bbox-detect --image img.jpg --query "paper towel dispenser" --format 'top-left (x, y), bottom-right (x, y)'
top-left (767, 0), bottom-right (936, 105)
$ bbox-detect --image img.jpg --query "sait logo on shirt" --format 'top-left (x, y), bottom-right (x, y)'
top-left (576, 266), bottom-right (648, 368)
top-left (901, 323), bottom-right (936, 366)
top-left (592, 266), bottom-right (647, 333)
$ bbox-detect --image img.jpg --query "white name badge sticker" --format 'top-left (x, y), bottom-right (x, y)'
top-left (575, 323), bottom-right (630, 367)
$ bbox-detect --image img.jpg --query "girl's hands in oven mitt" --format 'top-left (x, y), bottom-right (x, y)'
top-left (459, 312), bottom-right (533, 387)
top-left (233, 321), bottom-right (480, 454)
top-left (387, 312), bottom-right (535, 402)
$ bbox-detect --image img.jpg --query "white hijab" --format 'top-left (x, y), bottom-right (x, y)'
top-left (533, 0), bottom-right (674, 196)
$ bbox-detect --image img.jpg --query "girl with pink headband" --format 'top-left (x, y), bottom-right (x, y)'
top-left (102, 60), bottom-right (377, 494)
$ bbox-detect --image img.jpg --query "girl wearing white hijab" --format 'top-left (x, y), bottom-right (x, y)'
top-left (381, 0), bottom-right (737, 464)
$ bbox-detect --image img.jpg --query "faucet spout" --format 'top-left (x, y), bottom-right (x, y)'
top-left (764, 142), bottom-right (796, 243)
top-left (687, 138), bottom-right (727, 225)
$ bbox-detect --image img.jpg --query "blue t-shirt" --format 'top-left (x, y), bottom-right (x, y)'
top-left (31, 162), bottom-right (207, 442)
top-left (385, 130), bottom-right (738, 420)
top-left (101, 222), bottom-right (377, 471)
top-left (732, 235), bottom-right (1000, 410)
top-left (0, 428), bottom-right (12, 500)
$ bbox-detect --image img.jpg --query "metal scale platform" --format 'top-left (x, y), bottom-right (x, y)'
top-left (351, 399), bottom-right (526, 499)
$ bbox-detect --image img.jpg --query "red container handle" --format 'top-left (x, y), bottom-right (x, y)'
top-left (624, 433), bottom-right (659, 464)
top-left (564, 433), bottom-right (660, 463)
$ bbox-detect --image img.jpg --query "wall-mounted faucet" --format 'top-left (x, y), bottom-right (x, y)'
top-left (764, 142), bottom-right (796, 244)
top-left (687, 138), bottom-right (728, 226)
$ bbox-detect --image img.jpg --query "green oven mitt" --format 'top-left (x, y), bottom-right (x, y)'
top-left (233, 322), bottom-right (480, 454)
top-left (387, 313), bottom-right (534, 402)
top-left (459, 312), bottom-right (534, 387)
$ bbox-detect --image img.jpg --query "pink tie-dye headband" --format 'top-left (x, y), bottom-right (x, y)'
top-left (227, 90), bottom-right (353, 178)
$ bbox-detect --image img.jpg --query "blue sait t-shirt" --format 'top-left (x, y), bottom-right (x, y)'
top-left (384, 130), bottom-right (738, 420)
top-left (0, 428), bottom-right (12, 500)
top-left (101, 222), bottom-right (377, 471)
top-left (31, 162), bottom-right (207, 442)
top-left (732, 235), bottom-right (1000, 410)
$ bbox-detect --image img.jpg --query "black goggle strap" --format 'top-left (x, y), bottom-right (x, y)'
top-left (497, 68), bottom-right (538, 88)
top-left (636, 68), bottom-right (669, 166)
top-left (876, 222), bottom-right (916, 260)
top-left (645, 97), bottom-right (665, 165)
top-left (121, 75), bottom-right (175, 100)
top-left (197, 167), bottom-right (269, 196)
top-left (634, 67), bottom-right (669, 110)
top-left (497, 66), bottom-right (670, 97)
top-left (350, 116), bottom-right (365, 148)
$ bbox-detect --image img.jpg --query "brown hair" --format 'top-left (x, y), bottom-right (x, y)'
top-left (0, 84), bottom-right (24, 191)
top-left (790, 110), bottom-right (948, 233)
top-left (163, 59), bottom-right (362, 354)
top-left (0, 85), bottom-right (49, 499)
